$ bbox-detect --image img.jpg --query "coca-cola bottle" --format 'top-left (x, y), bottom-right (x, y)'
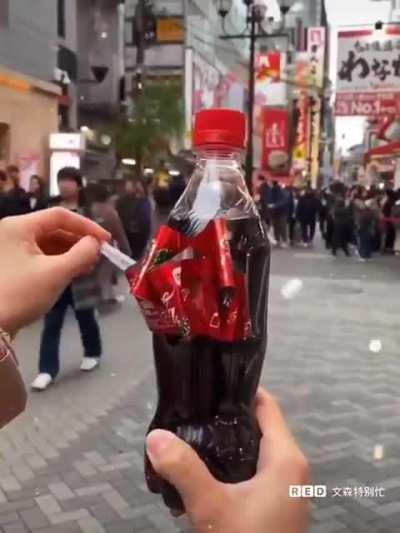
top-left (131, 109), bottom-right (270, 511)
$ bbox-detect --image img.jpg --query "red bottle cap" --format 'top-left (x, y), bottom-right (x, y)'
top-left (193, 108), bottom-right (247, 149)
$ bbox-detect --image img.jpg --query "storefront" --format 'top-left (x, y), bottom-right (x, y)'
top-left (0, 66), bottom-right (61, 188)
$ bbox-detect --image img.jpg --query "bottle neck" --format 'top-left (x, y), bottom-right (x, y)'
top-left (195, 147), bottom-right (243, 162)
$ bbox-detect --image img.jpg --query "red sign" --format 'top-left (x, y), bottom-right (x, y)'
top-left (255, 52), bottom-right (281, 85)
top-left (335, 92), bottom-right (400, 116)
top-left (262, 107), bottom-right (289, 172)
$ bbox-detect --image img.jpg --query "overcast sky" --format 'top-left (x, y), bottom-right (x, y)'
top-left (325, 0), bottom-right (391, 26)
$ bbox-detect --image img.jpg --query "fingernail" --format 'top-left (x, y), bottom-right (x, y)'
top-left (146, 430), bottom-right (176, 464)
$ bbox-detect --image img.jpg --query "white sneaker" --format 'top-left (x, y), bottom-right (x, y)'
top-left (31, 373), bottom-right (53, 391)
top-left (80, 357), bottom-right (100, 372)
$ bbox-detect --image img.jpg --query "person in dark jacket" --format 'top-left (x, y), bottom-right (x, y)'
top-left (265, 181), bottom-right (288, 247)
top-left (4, 165), bottom-right (30, 216)
top-left (332, 198), bottom-right (353, 257)
top-left (169, 172), bottom-right (186, 205)
top-left (31, 167), bottom-right (103, 391)
top-left (380, 190), bottom-right (396, 253)
top-left (296, 186), bottom-right (320, 247)
top-left (28, 175), bottom-right (47, 212)
top-left (358, 199), bottom-right (376, 261)
top-left (286, 186), bottom-right (298, 246)
top-left (116, 179), bottom-right (152, 260)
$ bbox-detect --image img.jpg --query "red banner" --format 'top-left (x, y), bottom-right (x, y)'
top-left (261, 107), bottom-right (289, 173)
top-left (335, 92), bottom-right (400, 116)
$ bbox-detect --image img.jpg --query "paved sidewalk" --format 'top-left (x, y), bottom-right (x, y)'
top-left (0, 246), bottom-right (399, 532)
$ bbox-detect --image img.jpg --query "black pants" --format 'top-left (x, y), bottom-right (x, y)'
top-left (332, 228), bottom-right (350, 256)
top-left (300, 220), bottom-right (316, 244)
top-left (288, 216), bottom-right (296, 244)
top-left (358, 228), bottom-right (373, 259)
top-left (39, 287), bottom-right (102, 378)
top-left (127, 232), bottom-right (148, 261)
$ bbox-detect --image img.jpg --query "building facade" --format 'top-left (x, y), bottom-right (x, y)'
top-left (0, 0), bottom-right (67, 177)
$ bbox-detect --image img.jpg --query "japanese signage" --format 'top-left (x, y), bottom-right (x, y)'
top-left (335, 92), bottom-right (400, 116)
top-left (261, 107), bottom-right (289, 173)
top-left (307, 28), bottom-right (325, 185)
top-left (292, 53), bottom-right (310, 170)
top-left (156, 18), bottom-right (184, 43)
top-left (255, 52), bottom-right (281, 91)
top-left (337, 27), bottom-right (400, 93)
top-left (308, 27), bottom-right (326, 88)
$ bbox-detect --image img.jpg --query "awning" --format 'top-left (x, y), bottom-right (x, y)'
top-left (364, 142), bottom-right (400, 164)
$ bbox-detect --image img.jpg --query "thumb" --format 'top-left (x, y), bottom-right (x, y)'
top-left (51, 235), bottom-right (101, 280)
top-left (146, 430), bottom-right (224, 516)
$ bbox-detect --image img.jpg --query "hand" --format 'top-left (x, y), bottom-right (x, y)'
top-left (0, 208), bottom-right (110, 336)
top-left (146, 388), bottom-right (310, 533)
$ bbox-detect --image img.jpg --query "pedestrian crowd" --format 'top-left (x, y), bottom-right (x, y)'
top-left (258, 178), bottom-right (400, 261)
top-left (0, 165), bottom-right (153, 390)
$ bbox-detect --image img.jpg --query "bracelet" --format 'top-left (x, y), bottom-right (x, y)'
top-left (0, 329), bottom-right (17, 365)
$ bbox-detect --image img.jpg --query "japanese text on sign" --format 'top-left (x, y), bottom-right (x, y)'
top-left (337, 27), bottom-right (400, 93)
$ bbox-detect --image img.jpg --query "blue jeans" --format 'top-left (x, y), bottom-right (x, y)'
top-left (358, 229), bottom-right (373, 259)
top-left (39, 287), bottom-right (102, 378)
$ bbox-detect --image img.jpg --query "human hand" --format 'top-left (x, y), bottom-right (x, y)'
top-left (0, 208), bottom-right (110, 336)
top-left (146, 388), bottom-right (310, 533)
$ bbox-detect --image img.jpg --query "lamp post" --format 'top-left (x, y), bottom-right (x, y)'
top-left (214, 0), bottom-right (300, 192)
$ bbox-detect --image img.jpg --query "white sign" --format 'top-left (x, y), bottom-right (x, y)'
top-left (49, 133), bottom-right (85, 151)
top-left (337, 27), bottom-right (400, 93)
top-left (49, 152), bottom-right (80, 197)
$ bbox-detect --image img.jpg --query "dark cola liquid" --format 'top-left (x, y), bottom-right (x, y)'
top-left (145, 216), bottom-right (270, 511)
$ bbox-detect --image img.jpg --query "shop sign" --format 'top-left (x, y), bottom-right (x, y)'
top-left (335, 91), bottom-right (400, 116)
top-left (307, 28), bottom-right (325, 183)
top-left (156, 18), bottom-right (184, 43)
top-left (337, 27), bottom-right (400, 93)
top-left (292, 53), bottom-right (311, 169)
top-left (0, 73), bottom-right (30, 92)
top-left (262, 107), bottom-right (289, 173)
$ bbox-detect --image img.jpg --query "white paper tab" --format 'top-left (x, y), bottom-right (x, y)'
top-left (100, 242), bottom-right (136, 272)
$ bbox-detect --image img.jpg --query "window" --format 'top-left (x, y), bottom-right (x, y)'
top-left (0, 0), bottom-right (9, 27)
top-left (57, 0), bottom-right (66, 38)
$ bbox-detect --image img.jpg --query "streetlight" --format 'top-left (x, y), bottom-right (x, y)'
top-left (214, 0), bottom-right (301, 192)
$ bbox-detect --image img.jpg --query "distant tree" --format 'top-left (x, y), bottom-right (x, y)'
top-left (111, 82), bottom-right (184, 176)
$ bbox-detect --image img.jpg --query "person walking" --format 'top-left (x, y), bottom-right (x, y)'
top-left (28, 175), bottom-right (47, 212)
top-left (3, 165), bottom-right (30, 216)
top-left (331, 198), bottom-right (353, 257)
top-left (296, 185), bottom-right (320, 247)
top-left (286, 186), bottom-right (298, 246)
top-left (266, 181), bottom-right (288, 247)
top-left (116, 179), bottom-right (152, 260)
top-left (86, 183), bottom-right (131, 306)
top-left (357, 199), bottom-right (376, 261)
top-left (380, 190), bottom-right (396, 253)
top-left (31, 167), bottom-right (103, 391)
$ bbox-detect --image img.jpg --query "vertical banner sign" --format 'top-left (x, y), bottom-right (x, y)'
top-left (292, 53), bottom-right (310, 169)
top-left (262, 107), bottom-right (289, 172)
top-left (307, 27), bottom-right (326, 186)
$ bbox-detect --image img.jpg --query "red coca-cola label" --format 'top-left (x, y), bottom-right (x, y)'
top-left (128, 220), bottom-right (252, 341)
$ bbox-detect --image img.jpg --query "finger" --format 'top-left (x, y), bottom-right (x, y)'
top-left (146, 430), bottom-right (223, 515)
top-left (25, 208), bottom-right (110, 241)
top-left (47, 235), bottom-right (101, 280)
top-left (255, 387), bottom-right (296, 470)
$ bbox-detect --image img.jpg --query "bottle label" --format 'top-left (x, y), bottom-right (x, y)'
top-left (130, 222), bottom-right (252, 342)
